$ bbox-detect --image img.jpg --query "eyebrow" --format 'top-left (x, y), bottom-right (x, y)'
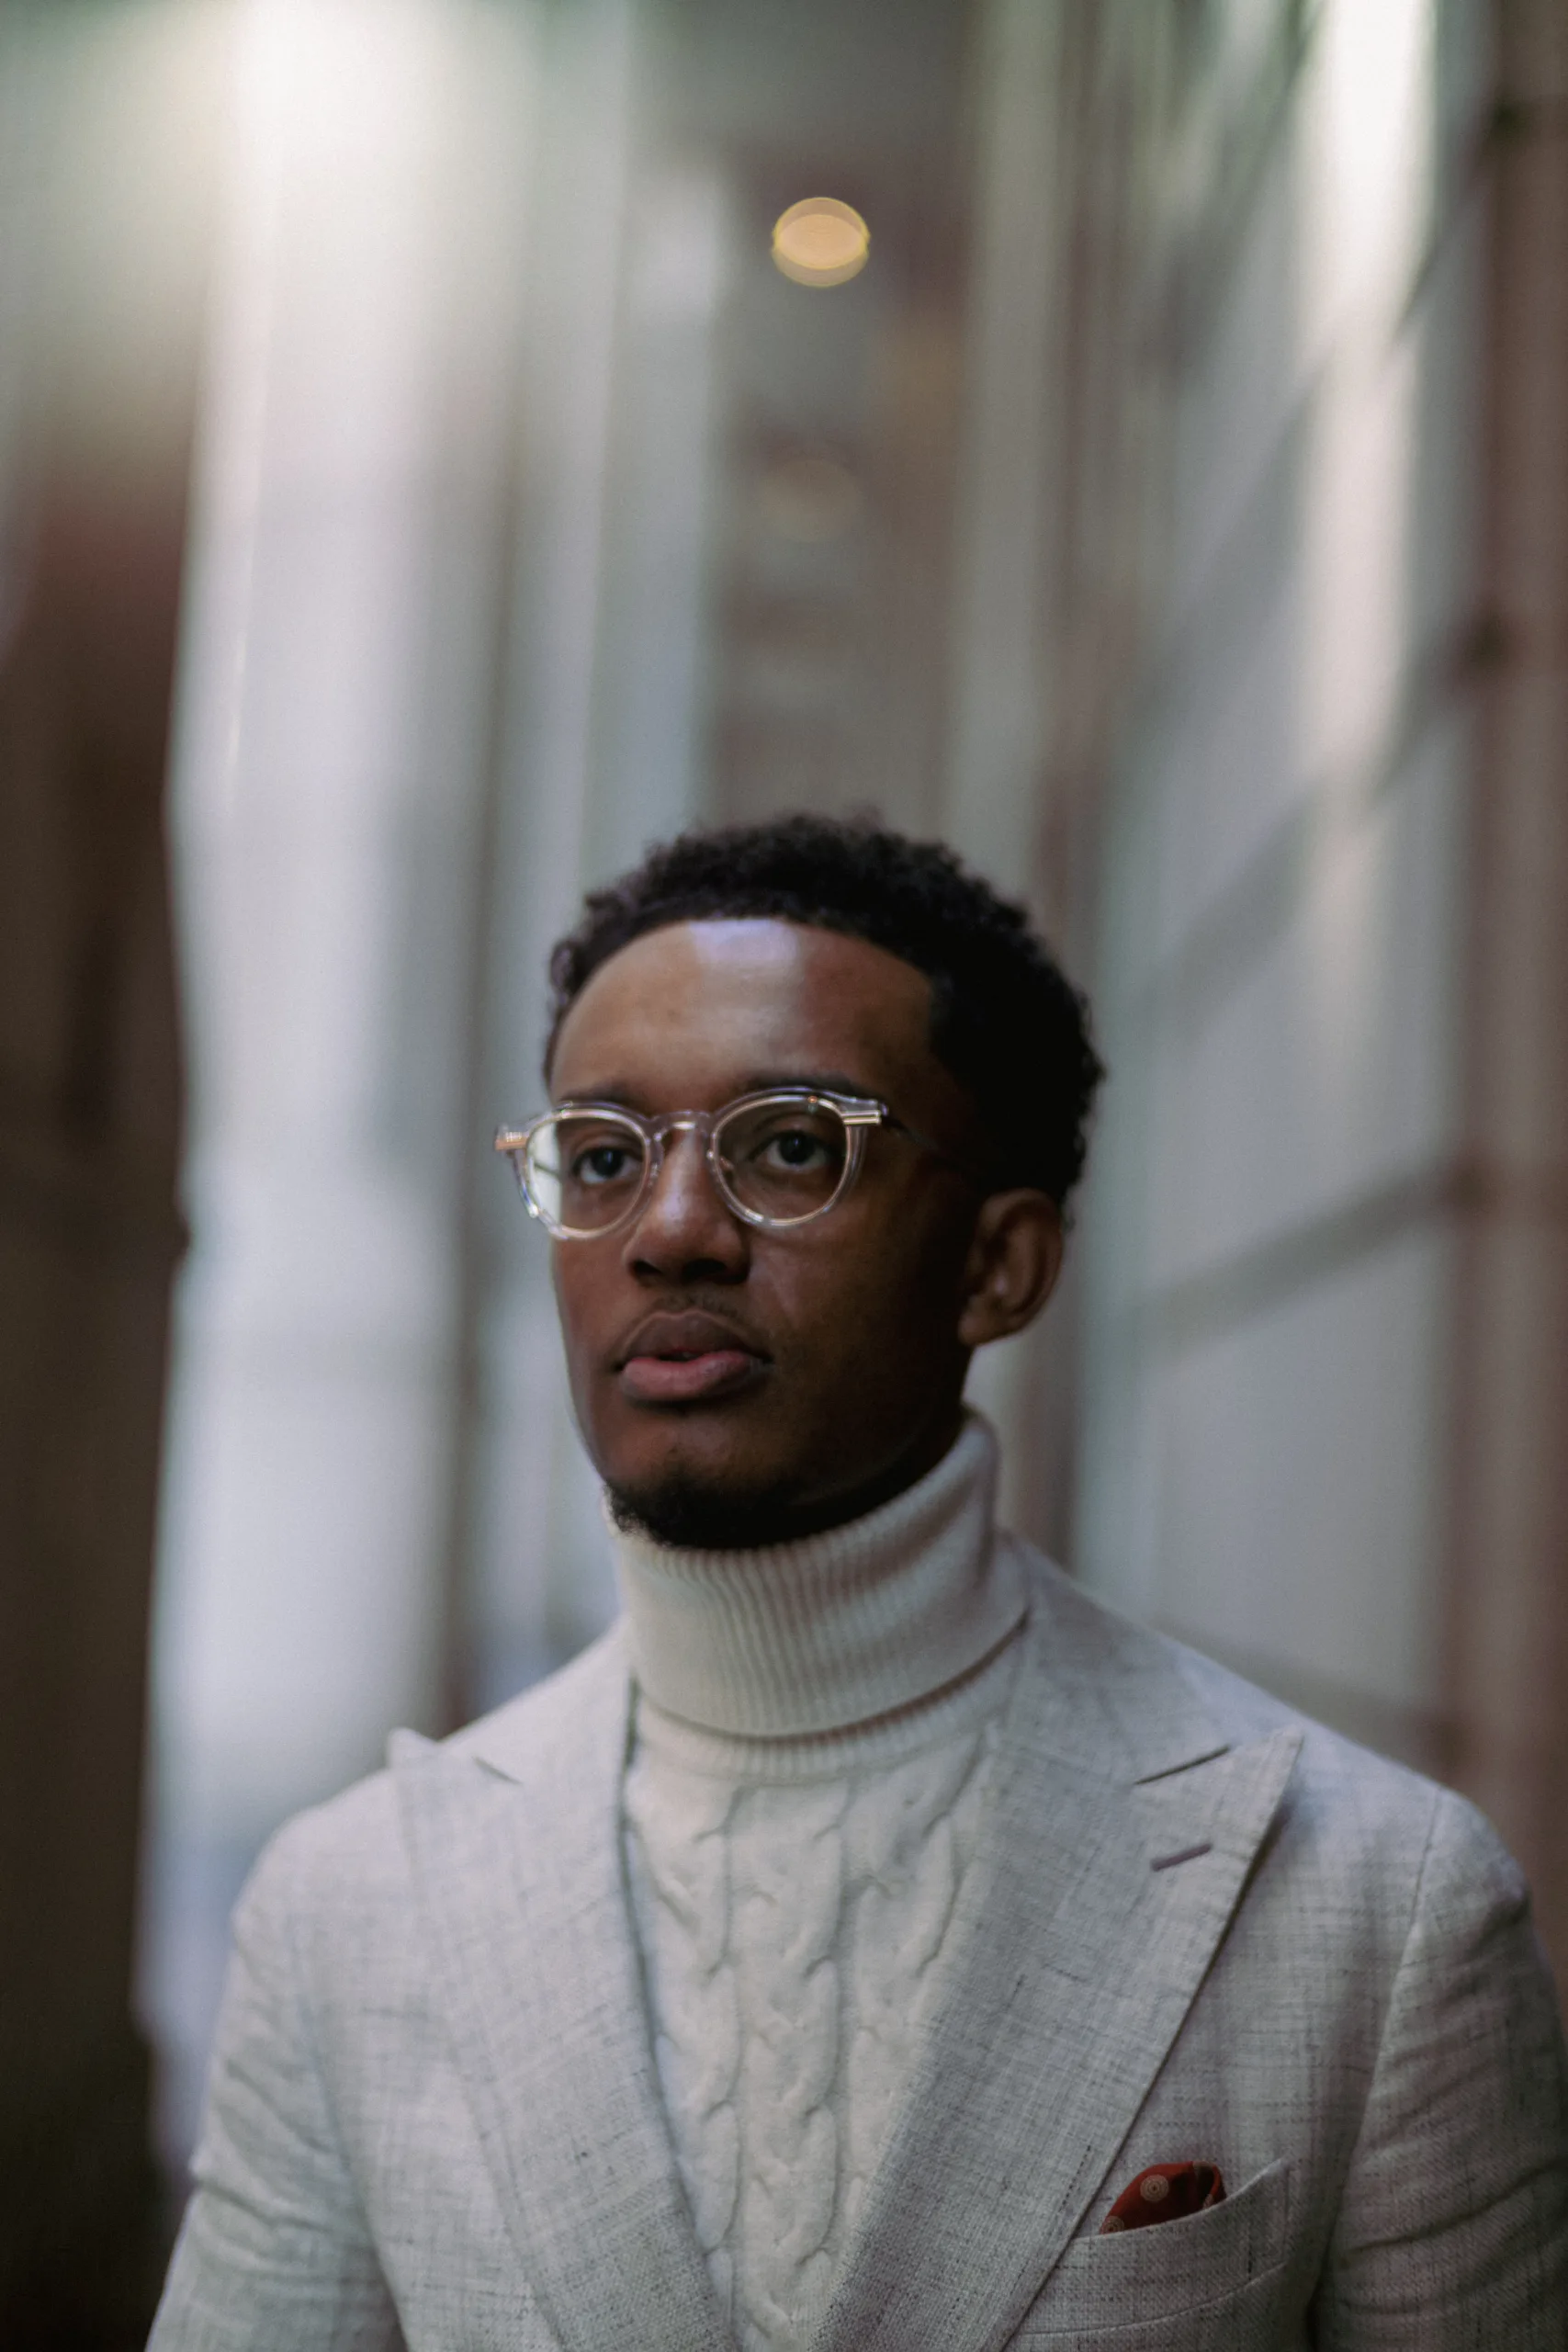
top-left (552, 1070), bottom-right (879, 1109)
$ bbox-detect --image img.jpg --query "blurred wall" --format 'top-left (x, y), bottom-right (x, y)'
top-left (1447, 0), bottom-right (1568, 1977)
top-left (1008, 0), bottom-right (1568, 1972)
top-left (1080, 0), bottom-right (1480, 1772)
top-left (0, 3), bottom-right (220, 2336)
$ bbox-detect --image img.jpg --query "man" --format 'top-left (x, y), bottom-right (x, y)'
top-left (152, 816), bottom-right (1567, 2349)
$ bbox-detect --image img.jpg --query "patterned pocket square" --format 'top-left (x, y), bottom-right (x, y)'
top-left (1099, 2161), bottom-right (1227, 2233)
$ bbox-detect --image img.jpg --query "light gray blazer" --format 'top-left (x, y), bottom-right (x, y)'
top-left (151, 1545), bottom-right (1568, 2351)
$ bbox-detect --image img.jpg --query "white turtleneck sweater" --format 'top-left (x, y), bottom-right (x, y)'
top-left (611, 1417), bottom-right (1026, 2352)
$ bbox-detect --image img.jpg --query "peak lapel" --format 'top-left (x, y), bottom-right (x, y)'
top-left (391, 1634), bottom-right (730, 2352)
top-left (812, 1569), bottom-right (1303, 2352)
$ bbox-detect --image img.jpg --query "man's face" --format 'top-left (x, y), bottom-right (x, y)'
top-left (547, 918), bottom-right (1013, 1544)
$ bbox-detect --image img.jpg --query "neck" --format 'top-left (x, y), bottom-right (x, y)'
top-left (607, 1412), bottom-right (1026, 1738)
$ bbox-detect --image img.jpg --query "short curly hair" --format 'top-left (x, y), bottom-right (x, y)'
top-left (545, 813), bottom-right (1104, 1209)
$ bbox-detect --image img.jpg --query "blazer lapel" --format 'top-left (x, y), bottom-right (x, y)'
top-left (813, 1561), bottom-right (1303, 2352)
top-left (391, 1631), bottom-right (730, 2352)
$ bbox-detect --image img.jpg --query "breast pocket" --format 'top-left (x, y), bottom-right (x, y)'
top-left (1008, 2159), bottom-right (1295, 2350)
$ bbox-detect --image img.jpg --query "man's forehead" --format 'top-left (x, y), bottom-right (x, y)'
top-left (549, 917), bottom-right (938, 1097)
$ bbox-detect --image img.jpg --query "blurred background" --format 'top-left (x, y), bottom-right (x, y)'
top-left (1, 0), bottom-right (1563, 2337)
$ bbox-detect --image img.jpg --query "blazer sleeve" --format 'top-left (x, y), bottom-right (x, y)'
top-left (147, 1825), bottom-right (405, 2352)
top-left (1314, 1786), bottom-right (1568, 2349)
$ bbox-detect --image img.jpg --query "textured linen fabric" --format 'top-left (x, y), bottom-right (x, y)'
top-left (151, 1546), bottom-right (1568, 2352)
top-left (614, 1409), bottom-right (1023, 2348)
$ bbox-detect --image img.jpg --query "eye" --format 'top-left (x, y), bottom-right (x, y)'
top-left (571, 1140), bottom-right (639, 1185)
top-left (758, 1125), bottom-right (831, 1170)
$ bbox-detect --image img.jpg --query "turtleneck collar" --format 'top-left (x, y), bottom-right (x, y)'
top-left (607, 1413), bottom-right (1025, 1738)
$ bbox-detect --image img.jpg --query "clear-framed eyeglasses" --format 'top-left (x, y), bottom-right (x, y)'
top-left (494, 1087), bottom-right (964, 1239)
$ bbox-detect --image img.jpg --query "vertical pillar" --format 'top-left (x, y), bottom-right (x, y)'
top-left (1450, 0), bottom-right (1568, 1970)
top-left (942, 0), bottom-right (1076, 1549)
top-left (0, 4), bottom-right (216, 2332)
top-left (146, 0), bottom-right (539, 2165)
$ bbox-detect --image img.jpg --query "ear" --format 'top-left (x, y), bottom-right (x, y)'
top-left (955, 1190), bottom-right (1065, 1348)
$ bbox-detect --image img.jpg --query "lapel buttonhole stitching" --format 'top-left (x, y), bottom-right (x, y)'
top-left (1150, 1841), bottom-right (1213, 1871)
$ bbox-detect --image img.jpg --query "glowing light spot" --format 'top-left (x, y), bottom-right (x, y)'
top-left (771, 198), bottom-right (869, 288)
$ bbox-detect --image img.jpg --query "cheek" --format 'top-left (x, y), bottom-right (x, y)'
top-left (765, 1199), bottom-right (972, 1365)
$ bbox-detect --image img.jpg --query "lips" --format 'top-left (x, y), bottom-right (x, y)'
top-left (615, 1309), bottom-right (769, 1406)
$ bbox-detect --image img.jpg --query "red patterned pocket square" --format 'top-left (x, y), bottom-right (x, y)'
top-left (1099, 2161), bottom-right (1226, 2233)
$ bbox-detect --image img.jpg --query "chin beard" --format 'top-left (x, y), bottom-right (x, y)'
top-left (604, 1471), bottom-right (806, 1553)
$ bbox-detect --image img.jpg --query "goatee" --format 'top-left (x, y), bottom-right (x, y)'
top-left (605, 1471), bottom-right (805, 1552)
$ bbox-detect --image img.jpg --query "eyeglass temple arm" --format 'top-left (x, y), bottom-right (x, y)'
top-left (866, 1104), bottom-right (988, 1188)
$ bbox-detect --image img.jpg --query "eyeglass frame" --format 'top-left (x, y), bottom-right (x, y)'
top-left (493, 1085), bottom-right (974, 1239)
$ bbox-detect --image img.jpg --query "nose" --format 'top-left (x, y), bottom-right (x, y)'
top-left (623, 1123), bottom-right (749, 1283)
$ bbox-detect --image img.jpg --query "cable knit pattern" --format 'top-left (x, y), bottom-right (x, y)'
top-left (624, 1681), bottom-right (1009, 2349)
top-left (615, 1416), bottom-right (1021, 2351)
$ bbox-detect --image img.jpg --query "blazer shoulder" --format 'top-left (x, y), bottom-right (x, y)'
top-left (243, 1620), bottom-right (630, 1918)
top-left (1011, 1542), bottom-right (1501, 1874)
top-left (232, 1761), bottom-right (408, 1962)
top-left (439, 1617), bottom-right (629, 1784)
top-left (1160, 1616), bottom-right (1517, 1883)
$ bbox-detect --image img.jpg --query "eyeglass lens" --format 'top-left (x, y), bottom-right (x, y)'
top-left (525, 1113), bottom-right (646, 1233)
top-left (525, 1099), bottom-right (853, 1233)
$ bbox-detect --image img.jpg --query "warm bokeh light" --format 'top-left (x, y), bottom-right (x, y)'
top-left (771, 196), bottom-right (869, 287)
